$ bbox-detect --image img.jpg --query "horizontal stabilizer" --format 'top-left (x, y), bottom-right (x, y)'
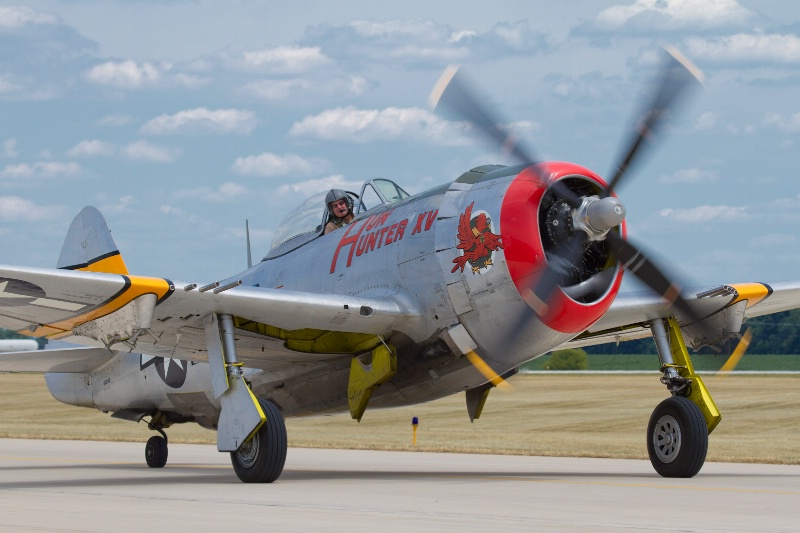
top-left (0, 346), bottom-right (114, 373)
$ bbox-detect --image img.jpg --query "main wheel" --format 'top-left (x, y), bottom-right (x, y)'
top-left (230, 399), bottom-right (287, 483)
top-left (145, 435), bottom-right (168, 468)
top-left (647, 396), bottom-right (708, 478)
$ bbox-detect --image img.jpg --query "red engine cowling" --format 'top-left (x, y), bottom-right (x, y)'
top-left (501, 161), bottom-right (625, 334)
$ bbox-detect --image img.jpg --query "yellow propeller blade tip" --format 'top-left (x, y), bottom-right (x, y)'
top-left (466, 351), bottom-right (512, 391)
top-left (718, 327), bottom-right (752, 375)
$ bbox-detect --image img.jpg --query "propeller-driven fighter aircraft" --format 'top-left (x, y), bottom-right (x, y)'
top-left (2, 47), bottom-right (799, 483)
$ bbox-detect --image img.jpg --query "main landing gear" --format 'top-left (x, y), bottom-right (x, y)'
top-left (139, 399), bottom-right (288, 483)
top-left (647, 317), bottom-right (721, 478)
top-left (230, 399), bottom-right (288, 483)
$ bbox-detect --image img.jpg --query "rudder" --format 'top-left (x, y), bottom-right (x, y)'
top-left (57, 206), bottom-right (129, 274)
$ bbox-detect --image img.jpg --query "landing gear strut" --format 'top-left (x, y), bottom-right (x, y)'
top-left (145, 427), bottom-right (168, 468)
top-left (230, 399), bottom-right (287, 483)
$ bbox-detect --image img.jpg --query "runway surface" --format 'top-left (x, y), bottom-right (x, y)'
top-left (1, 438), bottom-right (798, 532)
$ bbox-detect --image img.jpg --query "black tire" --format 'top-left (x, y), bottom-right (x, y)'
top-left (145, 435), bottom-right (168, 468)
top-left (230, 399), bottom-right (287, 483)
top-left (647, 396), bottom-right (708, 478)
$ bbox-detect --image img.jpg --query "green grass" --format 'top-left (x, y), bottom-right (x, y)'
top-left (520, 353), bottom-right (800, 372)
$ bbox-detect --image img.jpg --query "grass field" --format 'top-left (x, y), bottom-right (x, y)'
top-left (1, 372), bottom-right (798, 465)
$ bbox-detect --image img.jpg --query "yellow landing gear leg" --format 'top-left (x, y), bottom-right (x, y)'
top-left (647, 317), bottom-right (720, 478)
top-left (348, 343), bottom-right (397, 422)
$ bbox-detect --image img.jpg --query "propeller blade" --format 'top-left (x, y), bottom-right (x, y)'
top-left (430, 65), bottom-right (538, 165)
top-left (519, 232), bottom-right (588, 317)
top-left (718, 327), bottom-right (753, 374)
top-left (430, 65), bottom-right (582, 210)
top-left (465, 350), bottom-right (513, 390)
top-left (605, 45), bottom-right (704, 195)
top-left (605, 232), bottom-right (708, 328)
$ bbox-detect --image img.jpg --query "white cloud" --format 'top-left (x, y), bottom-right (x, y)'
top-left (748, 233), bottom-right (799, 248)
top-left (351, 19), bottom-right (439, 37)
top-left (239, 46), bottom-right (332, 74)
top-left (237, 76), bottom-right (368, 101)
top-left (172, 73), bottom-right (211, 88)
top-left (2, 139), bottom-right (17, 158)
top-left (0, 196), bottom-right (61, 221)
top-left (140, 107), bottom-right (256, 135)
top-left (231, 153), bottom-right (327, 178)
top-left (685, 34), bottom-right (800, 65)
top-left (237, 79), bottom-right (312, 101)
top-left (278, 174), bottom-right (362, 196)
top-left (219, 182), bottom-right (246, 197)
top-left (695, 112), bottom-right (718, 130)
top-left (304, 19), bottom-right (546, 66)
top-left (0, 6), bottom-right (58, 28)
top-left (659, 204), bottom-right (747, 222)
top-left (658, 167), bottom-right (718, 184)
top-left (67, 140), bottom-right (115, 158)
top-left (388, 45), bottom-right (467, 62)
top-left (0, 161), bottom-right (80, 179)
top-left (159, 204), bottom-right (184, 216)
top-left (596, 0), bottom-right (752, 30)
top-left (121, 140), bottom-right (179, 162)
top-left (99, 195), bottom-right (135, 214)
top-left (174, 182), bottom-right (247, 202)
top-left (0, 75), bottom-right (22, 95)
top-left (97, 114), bottom-right (134, 127)
top-left (764, 112), bottom-right (800, 133)
top-left (85, 60), bottom-right (161, 88)
top-left (289, 106), bottom-right (471, 145)
top-left (503, 120), bottom-right (539, 135)
top-left (449, 30), bottom-right (477, 43)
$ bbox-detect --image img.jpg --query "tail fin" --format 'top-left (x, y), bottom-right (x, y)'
top-left (57, 206), bottom-right (129, 274)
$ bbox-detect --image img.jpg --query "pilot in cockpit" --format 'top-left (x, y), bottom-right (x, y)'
top-left (323, 189), bottom-right (355, 234)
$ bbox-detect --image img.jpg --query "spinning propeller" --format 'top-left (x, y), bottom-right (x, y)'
top-left (429, 46), bottom-right (743, 377)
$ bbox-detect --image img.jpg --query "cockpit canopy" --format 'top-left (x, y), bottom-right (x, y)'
top-left (268, 178), bottom-right (410, 256)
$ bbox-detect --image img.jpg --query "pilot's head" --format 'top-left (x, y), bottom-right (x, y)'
top-left (326, 189), bottom-right (352, 219)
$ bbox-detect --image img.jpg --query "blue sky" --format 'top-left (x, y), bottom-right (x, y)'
top-left (1, 0), bottom-right (799, 290)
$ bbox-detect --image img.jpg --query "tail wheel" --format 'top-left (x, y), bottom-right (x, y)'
top-left (230, 399), bottom-right (287, 483)
top-left (647, 396), bottom-right (708, 478)
top-left (145, 435), bottom-right (168, 468)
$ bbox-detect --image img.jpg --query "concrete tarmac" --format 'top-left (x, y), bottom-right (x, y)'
top-left (1, 438), bottom-right (798, 532)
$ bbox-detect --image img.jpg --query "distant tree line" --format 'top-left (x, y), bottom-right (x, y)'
top-left (2, 309), bottom-right (800, 355)
top-left (585, 309), bottom-right (800, 355)
top-left (0, 328), bottom-right (47, 348)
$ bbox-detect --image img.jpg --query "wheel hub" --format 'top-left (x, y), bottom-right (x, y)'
top-left (653, 414), bottom-right (681, 464)
top-left (235, 432), bottom-right (261, 468)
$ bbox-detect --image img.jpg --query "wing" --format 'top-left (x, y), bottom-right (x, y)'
top-left (0, 265), bottom-right (426, 370)
top-left (0, 347), bottom-right (114, 373)
top-left (562, 281), bottom-right (800, 350)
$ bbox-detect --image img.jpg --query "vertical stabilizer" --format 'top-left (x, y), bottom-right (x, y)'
top-left (57, 206), bottom-right (129, 274)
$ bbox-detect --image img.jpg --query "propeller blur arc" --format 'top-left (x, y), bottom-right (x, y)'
top-left (428, 47), bottom-right (731, 380)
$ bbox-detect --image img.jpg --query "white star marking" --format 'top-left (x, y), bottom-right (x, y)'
top-left (141, 354), bottom-right (185, 377)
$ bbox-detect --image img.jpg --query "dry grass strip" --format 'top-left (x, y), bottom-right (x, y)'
top-left (1, 373), bottom-right (797, 464)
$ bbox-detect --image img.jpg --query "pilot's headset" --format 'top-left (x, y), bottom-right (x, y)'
top-left (325, 189), bottom-right (353, 218)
